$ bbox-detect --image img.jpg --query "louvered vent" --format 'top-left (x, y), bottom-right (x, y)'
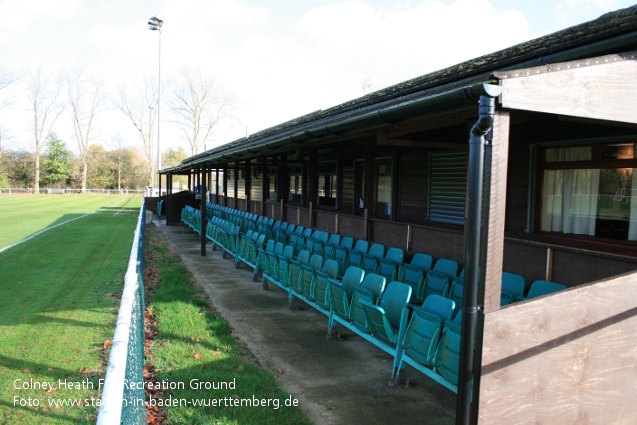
top-left (428, 151), bottom-right (467, 225)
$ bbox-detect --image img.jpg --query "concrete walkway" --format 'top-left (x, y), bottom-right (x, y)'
top-left (154, 219), bottom-right (457, 425)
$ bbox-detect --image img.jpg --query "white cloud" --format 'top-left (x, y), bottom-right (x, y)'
top-left (161, 0), bottom-right (268, 30)
top-left (0, 0), bottom-right (80, 42)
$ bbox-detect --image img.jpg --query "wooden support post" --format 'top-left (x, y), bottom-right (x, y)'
top-left (473, 110), bottom-right (510, 424)
top-left (309, 202), bottom-right (314, 229)
top-left (407, 225), bottom-right (412, 252)
top-left (482, 110), bottom-right (511, 313)
top-left (166, 173), bottom-right (172, 225)
top-left (335, 213), bottom-right (340, 234)
top-left (200, 165), bottom-right (207, 257)
top-left (261, 162), bottom-right (267, 216)
top-left (280, 199), bottom-right (284, 221)
top-left (363, 208), bottom-right (369, 240)
top-left (233, 163), bottom-right (238, 209)
top-left (546, 247), bottom-right (554, 281)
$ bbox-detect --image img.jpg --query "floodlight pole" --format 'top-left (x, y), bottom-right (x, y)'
top-left (148, 16), bottom-right (163, 192)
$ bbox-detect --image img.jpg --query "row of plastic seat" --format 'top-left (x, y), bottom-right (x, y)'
top-left (181, 205), bottom-right (202, 234)
top-left (183, 203), bottom-right (568, 392)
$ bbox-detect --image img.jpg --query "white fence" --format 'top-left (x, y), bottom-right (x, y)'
top-left (0, 188), bottom-right (146, 195)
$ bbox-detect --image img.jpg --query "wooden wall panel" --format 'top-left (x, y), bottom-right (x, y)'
top-left (479, 271), bottom-right (637, 425)
top-left (551, 250), bottom-right (637, 287)
top-left (398, 152), bottom-right (429, 225)
top-left (503, 240), bottom-right (547, 290)
top-left (287, 206), bottom-right (300, 225)
top-left (315, 210), bottom-right (336, 234)
top-left (372, 220), bottom-right (408, 251)
top-left (339, 215), bottom-right (365, 241)
top-left (411, 226), bottom-right (464, 262)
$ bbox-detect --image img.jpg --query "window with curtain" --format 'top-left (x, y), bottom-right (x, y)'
top-left (540, 143), bottom-right (637, 241)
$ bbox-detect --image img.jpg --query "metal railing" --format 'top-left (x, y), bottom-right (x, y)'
top-left (96, 200), bottom-right (147, 424)
top-left (0, 188), bottom-right (145, 195)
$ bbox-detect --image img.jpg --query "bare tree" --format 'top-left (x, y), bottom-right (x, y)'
top-left (0, 67), bottom-right (13, 110)
top-left (64, 66), bottom-right (107, 192)
top-left (115, 77), bottom-right (156, 186)
top-left (25, 68), bottom-right (63, 191)
top-left (167, 68), bottom-right (235, 156)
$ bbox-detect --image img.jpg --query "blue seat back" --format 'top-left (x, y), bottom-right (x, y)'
top-left (526, 280), bottom-right (567, 299)
top-left (501, 272), bottom-right (525, 305)
top-left (379, 281), bottom-right (412, 329)
top-left (339, 236), bottom-right (354, 250)
top-left (421, 294), bottom-right (455, 321)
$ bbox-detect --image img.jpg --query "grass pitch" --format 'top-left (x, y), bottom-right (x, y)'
top-left (0, 195), bottom-right (142, 424)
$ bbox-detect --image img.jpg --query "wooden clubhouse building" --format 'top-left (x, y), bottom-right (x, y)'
top-left (155, 5), bottom-right (637, 424)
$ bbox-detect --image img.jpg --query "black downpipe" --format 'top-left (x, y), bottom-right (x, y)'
top-left (456, 95), bottom-right (497, 425)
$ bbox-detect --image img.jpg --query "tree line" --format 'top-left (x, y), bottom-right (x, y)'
top-left (0, 66), bottom-right (235, 190)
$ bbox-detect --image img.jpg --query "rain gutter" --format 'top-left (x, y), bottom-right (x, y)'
top-left (174, 82), bottom-right (501, 171)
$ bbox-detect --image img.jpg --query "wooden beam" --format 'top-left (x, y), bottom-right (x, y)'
top-left (482, 110), bottom-right (511, 313)
top-left (377, 138), bottom-right (468, 150)
top-left (498, 57), bottom-right (637, 124)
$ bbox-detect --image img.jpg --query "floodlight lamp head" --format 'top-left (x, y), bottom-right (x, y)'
top-left (148, 16), bottom-right (163, 31)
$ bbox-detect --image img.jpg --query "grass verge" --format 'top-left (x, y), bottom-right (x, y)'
top-left (144, 224), bottom-right (312, 425)
top-left (0, 196), bottom-right (142, 424)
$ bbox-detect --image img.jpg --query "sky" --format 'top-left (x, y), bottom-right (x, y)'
top-left (0, 0), bottom-right (635, 156)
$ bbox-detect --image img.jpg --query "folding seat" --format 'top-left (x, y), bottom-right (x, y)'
top-left (326, 267), bottom-right (365, 334)
top-left (433, 313), bottom-right (463, 387)
top-left (423, 258), bottom-right (459, 299)
top-left (314, 259), bottom-right (339, 311)
top-left (522, 280), bottom-right (567, 301)
top-left (378, 247), bottom-right (404, 282)
top-left (263, 242), bottom-right (284, 286)
top-left (307, 230), bottom-right (327, 257)
top-left (500, 272), bottom-right (526, 305)
top-left (359, 281), bottom-right (412, 381)
top-left (333, 236), bottom-right (354, 275)
top-left (347, 239), bottom-right (369, 269)
top-left (236, 230), bottom-right (254, 261)
top-left (350, 274), bottom-right (387, 333)
top-left (254, 239), bottom-right (275, 281)
top-left (299, 254), bottom-right (324, 301)
top-left (322, 233), bottom-right (342, 261)
top-left (361, 243), bottom-right (385, 275)
top-left (401, 295), bottom-right (455, 368)
top-left (279, 223), bottom-right (294, 244)
top-left (329, 273), bottom-right (384, 328)
top-left (246, 233), bottom-right (266, 271)
top-left (222, 225), bottom-right (240, 261)
top-left (398, 253), bottom-right (434, 306)
top-left (269, 245), bottom-right (294, 290)
top-left (287, 250), bottom-right (311, 297)
top-left (289, 226), bottom-right (305, 257)
top-left (275, 226), bottom-right (289, 245)
top-left (205, 220), bottom-right (215, 242)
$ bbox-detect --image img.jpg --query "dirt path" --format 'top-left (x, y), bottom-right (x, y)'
top-left (155, 220), bottom-right (456, 425)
